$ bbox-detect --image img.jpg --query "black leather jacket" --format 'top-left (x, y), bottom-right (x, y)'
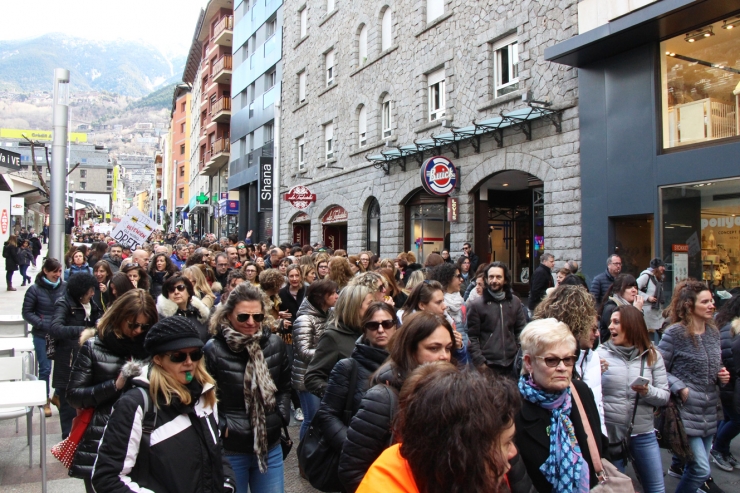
top-left (204, 326), bottom-right (292, 454)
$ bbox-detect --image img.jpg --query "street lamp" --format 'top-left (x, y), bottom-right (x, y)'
top-left (49, 68), bottom-right (70, 262)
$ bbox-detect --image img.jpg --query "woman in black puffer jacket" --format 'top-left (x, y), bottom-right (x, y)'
top-left (204, 283), bottom-right (291, 492)
top-left (313, 303), bottom-right (397, 463)
top-left (712, 294), bottom-right (740, 468)
top-left (22, 257), bottom-right (66, 416)
top-left (66, 289), bottom-right (157, 492)
top-left (50, 273), bottom-right (103, 440)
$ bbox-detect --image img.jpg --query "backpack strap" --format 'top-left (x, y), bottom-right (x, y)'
top-left (136, 387), bottom-right (158, 474)
top-left (342, 359), bottom-right (359, 425)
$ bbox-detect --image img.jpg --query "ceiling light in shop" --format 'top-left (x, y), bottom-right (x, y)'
top-left (722, 17), bottom-right (740, 30)
top-left (685, 27), bottom-right (715, 42)
top-left (502, 183), bottom-right (509, 187)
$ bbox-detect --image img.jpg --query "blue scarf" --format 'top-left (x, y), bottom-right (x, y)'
top-left (518, 376), bottom-right (589, 493)
top-left (42, 277), bottom-right (60, 288)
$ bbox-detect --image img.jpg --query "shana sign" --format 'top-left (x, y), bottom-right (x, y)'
top-left (259, 157), bottom-right (273, 212)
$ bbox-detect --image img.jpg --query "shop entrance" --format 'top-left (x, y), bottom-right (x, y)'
top-left (292, 213), bottom-right (310, 246)
top-left (474, 171), bottom-right (544, 297)
top-left (322, 206), bottom-right (348, 251)
top-left (612, 215), bottom-right (654, 277)
top-left (404, 190), bottom-right (450, 264)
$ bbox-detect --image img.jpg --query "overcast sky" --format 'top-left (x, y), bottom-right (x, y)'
top-left (0, 0), bottom-right (206, 55)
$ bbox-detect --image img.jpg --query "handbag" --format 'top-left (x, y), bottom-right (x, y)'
top-left (50, 407), bottom-right (94, 468)
top-left (608, 357), bottom-right (645, 464)
top-left (45, 333), bottom-right (55, 360)
top-left (570, 383), bottom-right (635, 492)
top-left (280, 425), bottom-right (293, 460)
top-left (298, 358), bottom-right (358, 492)
top-left (654, 397), bottom-right (694, 462)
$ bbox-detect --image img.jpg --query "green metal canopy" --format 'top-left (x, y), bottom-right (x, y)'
top-left (365, 103), bottom-right (563, 175)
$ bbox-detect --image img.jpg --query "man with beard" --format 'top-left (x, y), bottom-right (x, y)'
top-left (102, 244), bottom-right (123, 273)
top-left (213, 252), bottom-right (232, 287)
top-left (467, 261), bottom-right (527, 376)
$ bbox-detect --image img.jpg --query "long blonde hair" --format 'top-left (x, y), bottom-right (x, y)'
top-left (149, 358), bottom-right (216, 409)
top-left (183, 265), bottom-right (215, 299)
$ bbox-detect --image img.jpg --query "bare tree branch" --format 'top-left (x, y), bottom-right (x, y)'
top-left (67, 162), bottom-right (80, 176)
top-left (21, 134), bottom-right (50, 196)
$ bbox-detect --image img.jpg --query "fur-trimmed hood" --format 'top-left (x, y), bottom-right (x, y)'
top-left (733, 317), bottom-right (740, 337)
top-left (156, 294), bottom-right (210, 323)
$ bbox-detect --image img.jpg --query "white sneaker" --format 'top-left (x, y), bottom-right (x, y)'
top-left (295, 408), bottom-right (304, 421)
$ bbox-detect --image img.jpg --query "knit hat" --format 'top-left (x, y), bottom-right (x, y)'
top-left (144, 317), bottom-right (204, 356)
top-left (650, 258), bottom-right (665, 269)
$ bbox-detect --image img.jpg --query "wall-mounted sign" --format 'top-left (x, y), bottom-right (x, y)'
top-left (0, 148), bottom-right (21, 170)
top-left (420, 156), bottom-right (457, 196)
top-left (293, 212), bottom-right (310, 223)
top-left (259, 157), bottom-right (273, 212)
top-left (284, 185), bottom-right (317, 210)
top-left (447, 197), bottom-right (458, 222)
top-left (671, 244), bottom-right (689, 253)
top-left (10, 197), bottom-right (24, 216)
top-left (219, 199), bottom-right (239, 216)
top-left (1, 209), bottom-right (7, 234)
top-left (322, 206), bottom-right (348, 224)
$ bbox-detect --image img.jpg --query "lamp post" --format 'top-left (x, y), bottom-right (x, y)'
top-left (49, 68), bottom-right (70, 262)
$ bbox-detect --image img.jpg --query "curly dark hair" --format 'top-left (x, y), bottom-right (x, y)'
top-left (258, 268), bottom-right (285, 294)
top-left (148, 253), bottom-right (178, 277)
top-left (427, 263), bottom-right (458, 291)
top-left (668, 279), bottom-right (716, 338)
top-left (534, 285), bottom-right (596, 343)
top-left (716, 294), bottom-right (740, 328)
top-left (122, 263), bottom-right (150, 291)
top-left (67, 272), bottom-right (98, 301)
top-left (396, 363), bottom-right (519, 493)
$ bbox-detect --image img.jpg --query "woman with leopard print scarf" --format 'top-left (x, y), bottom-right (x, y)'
top-left (204, 282), bottom-right (292, 493)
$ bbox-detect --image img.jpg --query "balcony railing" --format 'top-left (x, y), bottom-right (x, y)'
top-left (213, 16), bottom-right (234, 44)
top-left (212, 55), bottom-right (232, 81)
top-left (212, 97), bottom-right (231, 115)
top-left (211, 138), bottom-right (230, 157)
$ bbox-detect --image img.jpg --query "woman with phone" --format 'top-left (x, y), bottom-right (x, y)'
top-left (598, 305), bottom-right (670, 493)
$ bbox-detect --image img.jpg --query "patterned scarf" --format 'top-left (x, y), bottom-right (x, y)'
top-left (221, 325), bottom-right (277, 472)
top-left (518, 376), bottom-right (589, 493)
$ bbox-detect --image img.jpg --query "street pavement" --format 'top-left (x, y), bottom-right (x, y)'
top-left (0, 245), bottom-right (738, 491)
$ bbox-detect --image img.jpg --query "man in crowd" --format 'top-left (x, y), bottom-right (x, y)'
top-left (131, 248), bottom-right (150, 270)
top-left (264, 248), bottom-right (284, 269)
top-left (225, 246), bottom-right (239, 269)
top-left (462, 242), bottom-right (479, 272)
top-left (468, 262), bottom-right (527, 376)
top-left (220, 269), bottom-right (247, 304)
top-left (102, 244), bottom-right (123, 273)
top-left (528, 253), bottom-right (555, 313)
top-left (291, 246), bottom-right (304, 259)
top-left (589, 254), bottom-right (622, 304)
top-left (214, 253), bottom-right (232, 287)
top-left (637, 257), bottom-right (666, 342)
top-left (170, 244), bottom-right (188, 269)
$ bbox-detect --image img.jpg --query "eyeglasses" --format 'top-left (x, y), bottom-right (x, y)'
top-left (535, 355), bottom-right (577, 368)
top-left (462, 246), bottom-right (470, 250)
top-left (364, 320), bottom-right (395, 331)
top-left (127, 321), bottom-right (151, 331)
top-left (173, 284), bottom-right (187, 292)
top-left (236, 312), bottom-right (265, 323)
top-left (245, 268), bottom-right (257, 273)
top-left (166, 349), bottom-right (204, 363)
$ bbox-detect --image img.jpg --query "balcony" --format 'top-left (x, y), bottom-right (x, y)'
top-left (213, 16), bottom-right (233, 47)
top-left (201, 138), bottom-right (230, 176)
top-left (212, 55), bottom-right (232, 85)
top-left (211, 97), bottom-right (232, 123)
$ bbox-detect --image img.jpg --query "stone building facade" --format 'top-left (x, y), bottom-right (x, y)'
top-left (278, 0), bottom-right (582, 273)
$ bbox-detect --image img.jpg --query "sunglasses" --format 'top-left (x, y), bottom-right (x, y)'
top-left (236, 312), bottom-right (265, 323)
top-left (173, 284), bottom-right (187, 292)
top-left (535, 355), bottom-right (577, 368)
top-left (237, 246), bottom-right (246, 250)
top-left (127, 321), bottom-right (151, 331)
top-left (166, 349), bottom-right (204, 363)
top-left (364, 320), bottom-right (395, 331)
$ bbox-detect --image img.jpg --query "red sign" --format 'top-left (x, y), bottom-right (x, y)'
top-left (420, 156), bottom-right (457, 196)
top-left (293, 212), bottom-right (310, 223)
top-left (447, 197), bottom-right (458, 222)
top-left (322, 206), bottom-right (348, 224)
top-left (672, 244), bottom-right (689, 252)
top-left (284, 186), bottom-right (317, 210)
top-left (0, 209), bottom-right (7, 235)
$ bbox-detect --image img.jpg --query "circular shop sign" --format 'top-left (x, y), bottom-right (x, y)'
top-left (420, 156), bottom-right (457, 196)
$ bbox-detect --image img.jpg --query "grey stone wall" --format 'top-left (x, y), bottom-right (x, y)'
top-left (279, 0), bottom-right (582, 264)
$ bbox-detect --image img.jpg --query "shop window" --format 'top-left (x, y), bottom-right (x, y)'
top-left (326, 49), bottom-right (335, 86)
top-left (359, 25), bottom-right (368, 64)
top-left (406, 191), bottom-right (450, 264)
top-left (382, 96), bottom-right (392, 138)
top-left (298, 71), bottom-right (307, 103)
top-left (381, 8), bottom-right (393, 51)
top-left (367, 197), bottom-right (381, 254)
top-left (493, 34), bottom-right (519, 97)
top-left (358, 105), bottom-right (367, 147)
top-left (298, 136), bottom-right (306, 171)
top-left (661, 16), bottom-right (740, 149)
top-left (427, 0), bottom-right (444, 23)
top-left (428, 69), bottom-right (445, 121)
top-left (300, 7), bottom-right (308, 38)
top-left (661, 178), bottom-right (740, 297)
top-left (325, 123), bottom-right (334, 159)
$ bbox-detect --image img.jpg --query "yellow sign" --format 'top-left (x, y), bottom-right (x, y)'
top-left (0, 128), bottom-right (88, 142)
top-left (112, 165), bottom-right (119, 201)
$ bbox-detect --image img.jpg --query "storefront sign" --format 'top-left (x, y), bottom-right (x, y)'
top-left (447, 197), bottom-right (458, 222)
top-left (0, 148), bottom-right (21, 170)
top-left (672, 251), bottom-right (689, 284)
top-left (259, 157), bottom-right (273, 212)
top-left (671, 244), bottom-right (689, 252)
top-left (219, 199), bottom-right (239, 216)
top-left (110, 207), bottom-right (159, 248)
top-left (284, 185), bottom-right (317, 210)
top-left (322, 206), bottom-right (348, 224)
top-left (10, 197), bottom-right (24, 216)
top-left (293, 212), bottom-right (309, 223)
top-left (0, 209), bottom-right (7, 234)
top-left (420, 156), bottom-right (457, 196)
top-left (220, 192), bottom-right (228, 200)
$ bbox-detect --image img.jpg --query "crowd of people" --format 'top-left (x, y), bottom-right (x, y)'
top-left (11, 230), bottom-right (740, 493)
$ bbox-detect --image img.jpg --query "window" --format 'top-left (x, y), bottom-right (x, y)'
top-left (80, 170), bottom-right (87, 178)
top-left (180, 144), bottom-right (185, 155)
top-left (298, 137), bottom-right (306, 171)
top-left (428, 69), bottom-right (446, 121)
top-left (325, 123), bottom-right (334, 159)
top-left (106, 180), bottom-right (112, 187)
top-left (427, 0), bottom-right (444, 23)
top-left (326, 50), bottom-right (335, 86)
top-left (493, 35), bottom-right (519, 97)
top-left (300, 7), bottom-right (307, 38)
top-left (179, 188), bottom-right (184, 199)
top-left (381, 9), bottom-right (393, 51)
top-left (661, 17), bottom-right (740, 149)
top-left (266, 68), bottom-right (276, 89)
top-left (180, 166), bottom-right (185, 177)
top-left (327, 0), bottom-right (335, 13)
top-left (181, 102), bottom-right (186, 112)
top-left (382, 96), bottom-right (392, 138)
top-left (298, 71), bottom-right (307, 102)
top-left (79, 182), bottom-right (86, 190)
top-left (266, 17), bottom-right (276, 38)
top-left (358, 106), bottom-right (367, 146)
top-left (359, 25), bottom-right (368, 64)
top-left (180, 122), bottom-right (185, 133)
top-left (249, 132), bottom-right (254, 152)
top-left (264, 123), bottom-right (274, 142)
top-left (367, 197), bottom-right (381, 255)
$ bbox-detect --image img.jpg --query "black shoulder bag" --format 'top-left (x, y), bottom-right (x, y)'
top-left (608, 356), bottom-right (644, 463)
top-left (298, 358), bottom-right (358, 492)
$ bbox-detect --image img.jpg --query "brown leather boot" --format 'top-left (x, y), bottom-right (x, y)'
top-left (44, 400), bottom-right (52, 418)
top-left (7, 286), bottom-right (16, 291)
top-left (50, 394), bottom-right (60, 411)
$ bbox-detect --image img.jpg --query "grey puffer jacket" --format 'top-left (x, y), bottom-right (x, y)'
top-left (598, 343), bottom-right (670, 442)
top-left (292, 298), bottom-right (329, 391)
top-left (658, 323), bottom-right (722, 437)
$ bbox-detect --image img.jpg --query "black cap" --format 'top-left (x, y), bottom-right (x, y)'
top-left (650, 258), bottom-right (665, 269)
top-left (144, 317), bottom-right (204, 356)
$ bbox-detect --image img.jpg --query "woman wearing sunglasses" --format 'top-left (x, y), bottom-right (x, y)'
top-left (313, 302), bottom-right (397, 449)
top-left (92, 317), bottom-right (236, 493)
top-left (156, 274), bottom-right (211, 343)
top-left (514, 318), bottom-right (608, 493)
top-left (204, 283), bottom-right (292, 493)
top-left (65, 289), bottom-right (158, 492)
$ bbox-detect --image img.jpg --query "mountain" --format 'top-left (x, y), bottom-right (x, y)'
top-left (126, 83), bottom-right (179, 111)
top-left (0, 34), bottom-right (186, 97)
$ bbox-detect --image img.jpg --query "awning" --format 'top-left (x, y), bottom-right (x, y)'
top-left (365, 103), bottom-right (562, 174)
top-left (11, 186), bottom-right (49, 206)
